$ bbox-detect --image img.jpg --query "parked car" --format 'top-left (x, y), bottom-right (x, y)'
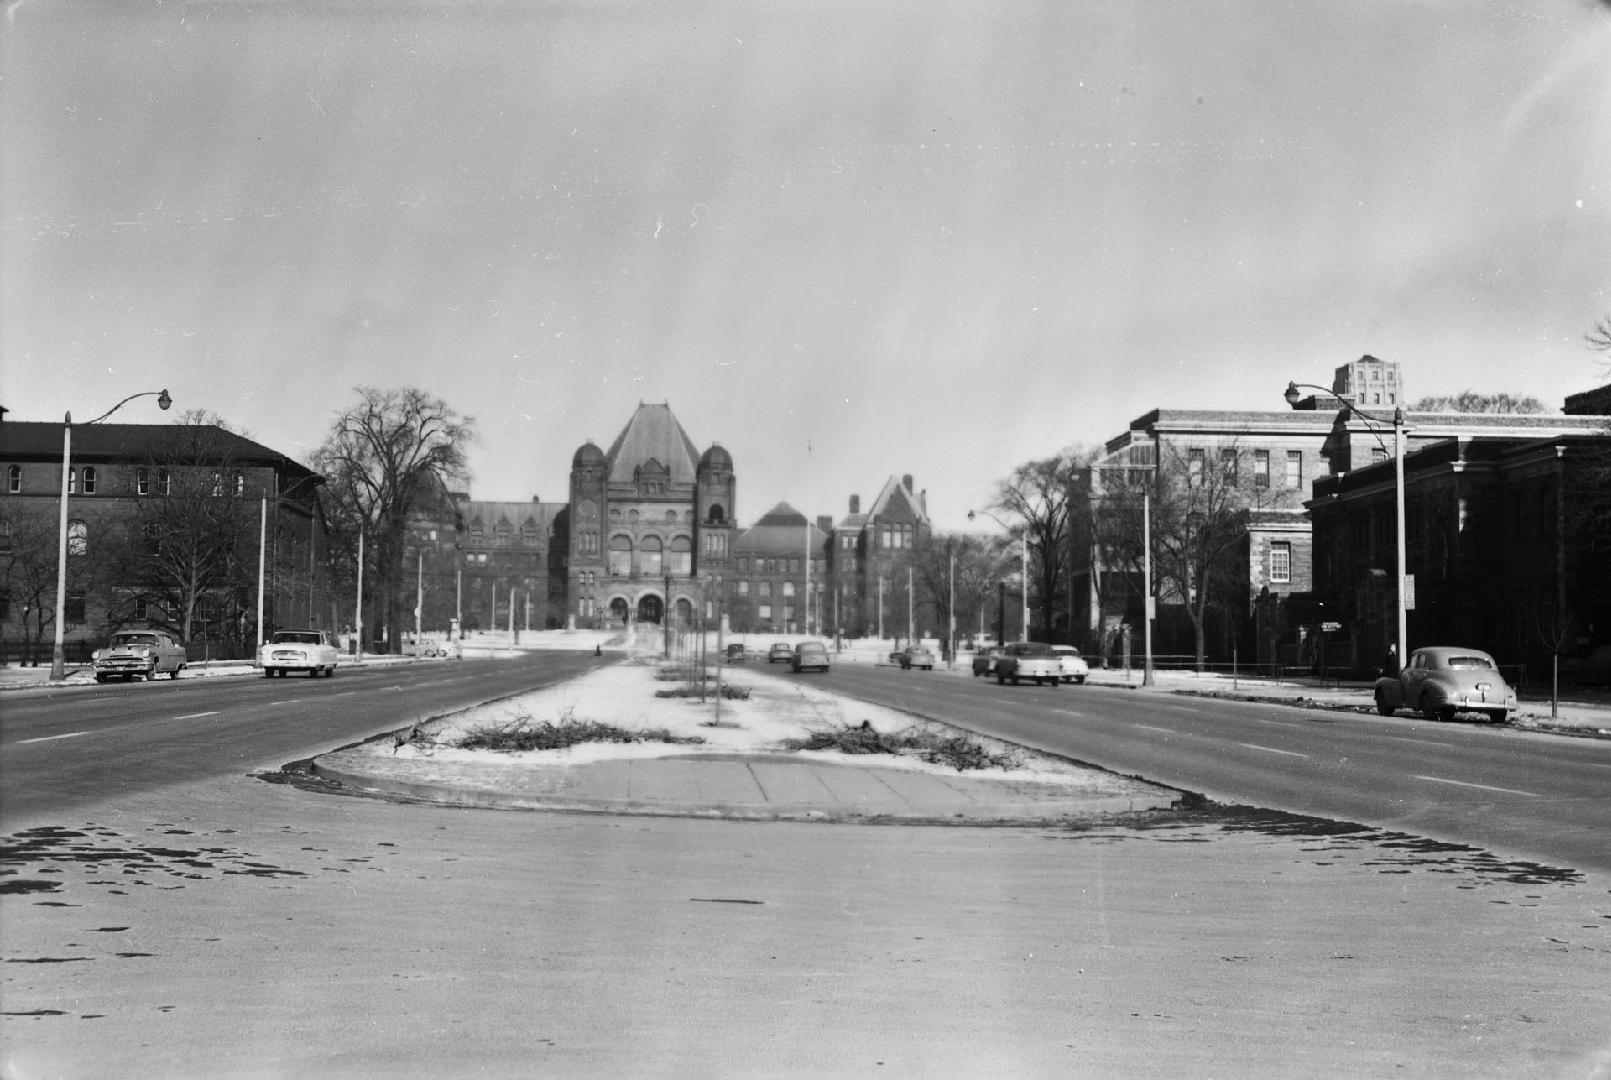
top-left (994, 641), bottom-right (1062, 686)
top-left (259, 629), bottom-right (341, 678)
top-left (897, 646), bottom-right (936, 670)
top-left (92, 629), bottom-right (186, 682)
top-left (971, 646), bottom-right (1006, 677)
top-left (724, 643), bottom-right (747, 663)
top-left (791, 641), bottom-right (830, 673)
top-left (1373, 646), bottom-right (1516, 723)
top-left (1050, 644), bottom-right (1089, 684)
top-left (767, 642), bottom-right (794, 664)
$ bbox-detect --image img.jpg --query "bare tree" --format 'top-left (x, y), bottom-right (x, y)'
top-left (1148, 442), bottom-right (1253, 671)
top-left (312, 388), bottom-right (475, 652)
top-left (1586, 316), bottom-right (1611, 374)
top-left (989, 446), bottom-right (1098, 638)
top-left (1, 505), bottom-right (87, 666)
top-left (908, 531), bottom-right (1012, 655)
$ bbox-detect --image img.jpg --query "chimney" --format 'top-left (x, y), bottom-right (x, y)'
top-left (903, 474), bottom-right (914, 492)
top-left (849, 494), bottom-right (860, 515)
top-left (817, 515), bottom-right (833, 536)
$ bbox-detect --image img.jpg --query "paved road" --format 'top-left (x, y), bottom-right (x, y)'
top-left (774, 663), bottom-right (1611, 875)
top-left (0, 651), bottom-right (607, 832)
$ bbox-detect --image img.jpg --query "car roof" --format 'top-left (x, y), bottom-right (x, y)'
top-left (1415, 645), bottom-right (1498, 661)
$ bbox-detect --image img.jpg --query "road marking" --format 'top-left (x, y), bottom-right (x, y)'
top-left (268, 700), bottom-right (302, 706)
top-left (173, 711), bottom-right (218, 721)
top-left (1238, 742), bottom-right (1309, 758)
top-left (1413, 775), bottom-right (1541, 797)
top-left (18, 731), bottom-right (89, 745)
top-left (1134, 724), bottom-right (1177, 735)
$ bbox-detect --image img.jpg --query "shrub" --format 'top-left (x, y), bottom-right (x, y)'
top-left (454, 716), bottom-right (705, 752)
top-left (782, 721), bottom-right (1018, 771)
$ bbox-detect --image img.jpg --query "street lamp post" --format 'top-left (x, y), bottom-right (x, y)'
top-left (50, 389), bottom-right (172, 681)
top-left (1284, 381), bottom-right (1408, 668)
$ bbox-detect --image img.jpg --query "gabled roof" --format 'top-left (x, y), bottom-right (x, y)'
top-left (0, 421), bottom-right (320, 481)
top-left (603, 403), bottom-right (701, 485)
top-left (863, 475), bottom-right (928, 525)
top-left (460, 500), bottom-right (567, 530)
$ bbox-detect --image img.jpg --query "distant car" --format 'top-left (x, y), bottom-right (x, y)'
top-left (259, 629), bottom-right (340, 678)
top-left (725, 643), bottom-right (747, 663)
top-left (897, 646), bottom-right (936, 670)
top-left (767, 642), bottom-right (794, 664)
top-left (971, 647), bottom-right (1006, 677)
top-left (92, 629), bottom-right (186, 682)
top-left (1373, 646), bottom-right (1515, 723)
top-left (1050, 644), bottom-right (1089, 684)
top-left (791, 641), bottom-right (830, 673)
top-left (994, 642), bottom-right (1061, 686)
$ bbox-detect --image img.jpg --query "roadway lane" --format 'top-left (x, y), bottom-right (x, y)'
top-left (0, 651), bottom-right (607, 831)
top-left (780, 663), bottom-right (1611, 874)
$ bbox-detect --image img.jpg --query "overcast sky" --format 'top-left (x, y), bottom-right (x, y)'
top-left (4, 0), bottom-right (1608, 532)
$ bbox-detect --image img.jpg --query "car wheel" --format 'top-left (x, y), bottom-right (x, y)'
top-left (1374, 691), bottom-right (1395, 717)
top-left (1074, 676), bottom-right (1086, 685)
top-left (95, 674), bottom-right (108, 684)
top-left (170, 665), bottom-right (184, 680)
top-left (1487, 710), bottom-right (1506, 724)
top-left (146, 664), bottom-right (157, 681)
top-left (996, 672), bottom-right (1006, 685)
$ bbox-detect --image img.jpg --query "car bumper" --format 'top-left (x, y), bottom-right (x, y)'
top-left (93, 659), bottom-right (153, 675)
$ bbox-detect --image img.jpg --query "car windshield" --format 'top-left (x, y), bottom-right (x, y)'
top-left (273, 632), bottom-right (322, 644)
top-left (113, 634), bottom-right (158, 646)
top-left (1446, 656), bottom-right (1495, 670)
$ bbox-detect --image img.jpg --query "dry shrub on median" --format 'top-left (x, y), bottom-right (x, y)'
top-left (783, 721), bottom-right (1019, 772)
top-left (454, 712), bottom-right (706, 752)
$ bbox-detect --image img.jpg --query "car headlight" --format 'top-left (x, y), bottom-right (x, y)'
top-left (92, 650), bottom-right (102, 661)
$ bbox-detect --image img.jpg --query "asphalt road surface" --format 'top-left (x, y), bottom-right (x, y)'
top-left (766, 662), bottom-right (1611, 876)
top-left (0, 651), bottom-right (607, 832)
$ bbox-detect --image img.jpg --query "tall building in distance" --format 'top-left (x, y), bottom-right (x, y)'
top-left (1330, 354), bottom-right (1404, 409)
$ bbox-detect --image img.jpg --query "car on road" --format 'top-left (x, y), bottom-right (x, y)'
top-left (92, 629), bottom-right (187, 682)
top-left (896, 646), bottom-right (936, 670)
top-left (791, 641), bottom-right (830, 673)
top-left (724, 643), bottom-right (747, 663)
top-left (767, 642), bottom-right (794, 664)
top-left (1050, 644), bottom-right (1089, 684)
top-left (259, 629), bottom-right (341, 678)
top-left (971, 646), bottom-right (1006, 677)
top-left (994, 641), bottom-right (1062, 686)
top-left (1374, 645), bottom-right (1516, 723)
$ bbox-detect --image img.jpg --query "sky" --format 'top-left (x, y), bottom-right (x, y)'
top-left (3, 0), bottom-right (1609, 533)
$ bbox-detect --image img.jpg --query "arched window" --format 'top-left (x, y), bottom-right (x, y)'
top-left (668, 536), bottom-right (692, 576)
top-left (707, 504), bottom-right (726, 524)
top-left (609, 535), bottom-right (633, 577)
top-left (638, 535), bottom-right (663, 577)
top-left (67, 519), bottom-right (88, 557)
top-left (157, 469), bottom-right (171, 496)
top-left (6, 465), bottom-right (19, 493)
top-left (81, 467), bottom-right (97, 494)
top-left (136, 467), bottom-right (151, 496)
top-left (233, 473), bottom-right (245, 497)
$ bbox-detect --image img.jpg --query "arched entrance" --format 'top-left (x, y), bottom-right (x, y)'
top-left (609, 597), bottom-right (630, 625)
top-left (673, 597), bottom-right (695, 628)
top-left (638, 594), bottom-right (664, 624)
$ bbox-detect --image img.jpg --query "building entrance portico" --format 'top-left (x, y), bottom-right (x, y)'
top-left (638, 594), bottom-right (664, 624)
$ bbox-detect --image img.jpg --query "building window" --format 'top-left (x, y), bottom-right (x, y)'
top-left (783, 581), bottom-right (796, 599)
top-left (67, 469), bottom-right (77, 495)
top-left (669, 536), bottom-right (692, 575)
top-left (0, 519), bottom-right (10, 552)
top-left (737, 580), bottom-right (749, 597)
top-left (1285, 451), bottom-right (1303, 489)
top-left (67, 519), bottom-right (88, 557)
top-left (1270, 541), bottom-right (1292, 584)
top-left (638, 535), bottom-right (663, 577)
top-left (1219, 449), bottom-right (1237, 482)
top-left (1370, 447), bottom-right (1388, 465)
top-left (758, 604), bottom-right (772, 621)
top-left (234, 473), bottom-right (245, 497)
top-left (136, 467), bottom-right (151, 495)
top-left (1253, 451), bottom-right (1270, 489)
top-left (66, 591), bottom-right (86, 625)
top-left (609, 535), bottom-right (632, 576)
top-left (759, 581), bottom-right (772, 599)
top-left (1188, 448), bottom-right (1205, 487)
top-left (157, 469), bottom-right (171, 495)
top-left (81, 467), bottom-right (97, 494)
top-left (6, 465), bottom-right (19, 493)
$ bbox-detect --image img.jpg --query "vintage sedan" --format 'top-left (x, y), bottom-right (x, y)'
top-left (1050, 644), bottom-right (1090, 684)
top-left (92, 630), bottom-right (187, 682)
top-left (259, 629), bottom-right (341, 678)
top-left (767, 642), bottom-right (794, 664)
top-left (896, 646), bottom-right (936, 670)
top-left (790, 641), bottom-right (830, 673)
top-left (1374, 646), bottom-right (1516, 723)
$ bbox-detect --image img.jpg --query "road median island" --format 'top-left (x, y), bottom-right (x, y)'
top-left (310, 656), bottom-right (1181, 822)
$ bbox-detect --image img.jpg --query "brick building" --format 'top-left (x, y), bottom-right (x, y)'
top-left (1, 415), bottom-right (327, 662)
top-left (726, 503), bottom-right (830, 635)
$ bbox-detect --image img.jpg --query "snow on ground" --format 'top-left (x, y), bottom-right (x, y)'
top-left (389, 653), bottom-right (1099, 787)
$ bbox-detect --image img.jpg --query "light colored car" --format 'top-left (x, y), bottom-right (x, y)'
top-left (994, 642), bottom-right (1062, 686)
top-left (767, 642), bottom-right (794, 664)
top-left (259, 629), bottom-right (340, 678)
top-left (92, 630), bottom-right (186, 682)
top-left (971, 647), bottom-right (1006, 677)
top-left (1373, 645), bottom-right (1516, 723)
top-left (1050, 644), bottom-right (1089, 684)
top-left (897, 646), bottom-right (936, 670)
top-left (725, 643), bottom-right (747, 663)
top-left (790, 641), bottom-right (830, 673)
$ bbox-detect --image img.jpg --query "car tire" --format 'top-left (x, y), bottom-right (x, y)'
top-left (1487, 710), bottom-right (1506, 724)
top-left (1374, 691), bottom-right (1395, 717)
top-left (1074, 676), bottom-right (1086, 685)
top-left (95, 674), bottom-right (108, 684)
top-left (996, 672), bottom-right (1006, 685)
top-left (170, 665), bottom-right (183, 680)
